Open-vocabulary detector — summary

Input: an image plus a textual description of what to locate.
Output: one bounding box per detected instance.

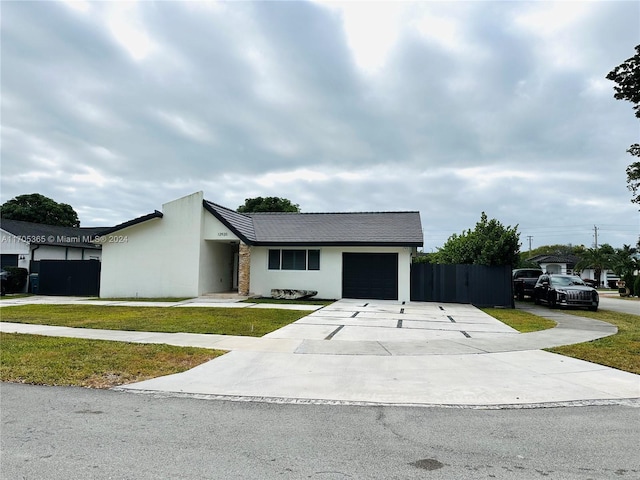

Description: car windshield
[550,276,586,287]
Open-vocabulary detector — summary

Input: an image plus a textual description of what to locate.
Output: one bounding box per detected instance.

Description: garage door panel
[342,253,398,300]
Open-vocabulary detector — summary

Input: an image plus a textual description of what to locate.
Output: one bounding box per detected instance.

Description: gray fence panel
[411,263,513,308]
[37,260,101,296]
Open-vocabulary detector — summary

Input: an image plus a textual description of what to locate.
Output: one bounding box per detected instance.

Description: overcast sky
[1,1,639,251]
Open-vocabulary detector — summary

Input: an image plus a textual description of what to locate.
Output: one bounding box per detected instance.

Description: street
[2,383,639,479]
[599,295,639,315]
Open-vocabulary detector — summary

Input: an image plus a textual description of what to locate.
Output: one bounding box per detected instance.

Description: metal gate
[410,263,513,308]
[342,253,398,300]
[34,259,101,296]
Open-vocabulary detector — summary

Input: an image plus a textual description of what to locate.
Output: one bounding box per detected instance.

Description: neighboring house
[528,254,581,276]
[0,219,107,270]
[99,191,424,301]
[527,253,611,286]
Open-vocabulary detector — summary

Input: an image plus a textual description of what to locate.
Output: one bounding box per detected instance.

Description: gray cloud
[1,0,638,250]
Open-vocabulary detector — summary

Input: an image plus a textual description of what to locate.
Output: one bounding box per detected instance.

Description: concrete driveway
[111,299,639,407]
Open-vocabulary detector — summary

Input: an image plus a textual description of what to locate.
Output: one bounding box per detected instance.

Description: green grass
[0,304,308,337]
[481,308,557,333]
[547,309,640,375]
[0,332,223,388]
[0,294,33,300]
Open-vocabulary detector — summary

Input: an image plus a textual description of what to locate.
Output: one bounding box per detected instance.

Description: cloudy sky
[1,0,639,251]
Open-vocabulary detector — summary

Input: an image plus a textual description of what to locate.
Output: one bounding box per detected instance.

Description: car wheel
[533,293,540,305]
[588,306,598,312]
[548,293,557,308]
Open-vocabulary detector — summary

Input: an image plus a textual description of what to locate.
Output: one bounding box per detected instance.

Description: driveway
[111,299,639,407]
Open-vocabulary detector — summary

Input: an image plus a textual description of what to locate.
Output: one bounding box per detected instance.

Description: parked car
[0,269,7,296]
[512,268,543,300]
[606,273,621,289]
[533,274,599,311]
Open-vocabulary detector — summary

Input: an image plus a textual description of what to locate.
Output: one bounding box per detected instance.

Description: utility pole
[593,225,598,249]
[526,235,533,253]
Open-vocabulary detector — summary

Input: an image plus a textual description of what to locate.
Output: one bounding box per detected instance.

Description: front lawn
[0,304,308,337]
[547,310,640,375]
[0,332,223,388]
[481,308,556,333]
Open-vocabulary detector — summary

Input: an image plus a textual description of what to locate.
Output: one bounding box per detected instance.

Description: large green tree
[607,44,640,205]
[435,212,520,266]
[237,196,300,213]
[0,193,80,227]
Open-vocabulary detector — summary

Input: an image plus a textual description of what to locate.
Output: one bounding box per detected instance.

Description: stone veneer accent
[238,242,251,296]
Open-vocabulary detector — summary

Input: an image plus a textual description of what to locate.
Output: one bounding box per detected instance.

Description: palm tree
[574,247,613,287]
[610,245,638,277]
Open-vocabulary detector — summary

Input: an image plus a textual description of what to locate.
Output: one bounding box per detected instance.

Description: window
[268,250,281,270]
[282,250,306,270]
[268,249,320,271]
[308,250,320,270]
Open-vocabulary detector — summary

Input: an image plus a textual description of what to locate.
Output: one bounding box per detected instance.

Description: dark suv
[0,269,7,296]
[533,274,599,311]
[512,268,543,300]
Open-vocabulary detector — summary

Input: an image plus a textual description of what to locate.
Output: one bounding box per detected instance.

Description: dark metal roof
[99,211,163,235]
[248,211,423,246]
[204,200,423,247]
[84,199,423,247]
[528,254,581,265]
[0,219,110,249]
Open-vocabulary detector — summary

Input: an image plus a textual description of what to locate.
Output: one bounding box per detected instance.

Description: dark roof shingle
[204,200,423,246]
[0,219,109,249]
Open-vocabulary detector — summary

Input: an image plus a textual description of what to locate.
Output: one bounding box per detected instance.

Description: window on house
[268,249,320,271]
[268,249,281,270]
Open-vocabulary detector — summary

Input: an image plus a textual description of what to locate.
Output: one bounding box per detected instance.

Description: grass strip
[547,310,640,375]
[0,332,223,388]
[0,304,308,337]
[481,308,556,333]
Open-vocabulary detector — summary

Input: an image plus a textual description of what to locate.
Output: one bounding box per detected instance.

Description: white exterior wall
[100,192,205,298]
[199,204,240,294]
[32,245,101,261]
[250,246,414,302]
[0,229,30,269]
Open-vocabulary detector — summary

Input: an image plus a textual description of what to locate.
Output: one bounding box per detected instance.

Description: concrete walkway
[1,297,638,407]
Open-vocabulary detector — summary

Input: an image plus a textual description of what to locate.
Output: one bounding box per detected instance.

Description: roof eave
[202,200,255,245]
[98,210,163,236]
[252,241,424,247]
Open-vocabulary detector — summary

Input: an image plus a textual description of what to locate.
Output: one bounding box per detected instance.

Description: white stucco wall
[32,245,101,261]
[0,229,30,269]
[250,246,414,302]
[100,192,205,298]
[198,208,240,293]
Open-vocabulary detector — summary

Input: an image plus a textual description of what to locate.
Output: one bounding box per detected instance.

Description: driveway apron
[111,299,640,407]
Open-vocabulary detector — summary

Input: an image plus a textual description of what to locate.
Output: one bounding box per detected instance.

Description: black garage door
[342,253,398,300]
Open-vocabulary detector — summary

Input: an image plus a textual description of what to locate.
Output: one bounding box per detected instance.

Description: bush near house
[2,267,28,294]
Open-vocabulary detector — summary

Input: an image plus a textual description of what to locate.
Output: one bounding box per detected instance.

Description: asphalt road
[598,295,639,315]
[2,383,639,480]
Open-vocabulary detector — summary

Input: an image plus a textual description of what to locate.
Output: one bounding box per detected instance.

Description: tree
[574,245,613,287]
[434,212,520,266]
[237,196,300,213]
[0,193,80,227]
[607,45,640,205]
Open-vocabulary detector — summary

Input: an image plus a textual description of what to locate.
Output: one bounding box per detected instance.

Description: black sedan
[533,274,599,311]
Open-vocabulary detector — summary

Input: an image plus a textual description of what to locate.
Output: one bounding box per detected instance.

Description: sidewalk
[2,298,638,407]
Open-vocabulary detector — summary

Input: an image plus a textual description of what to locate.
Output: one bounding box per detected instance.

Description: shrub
[4,267,28,293]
